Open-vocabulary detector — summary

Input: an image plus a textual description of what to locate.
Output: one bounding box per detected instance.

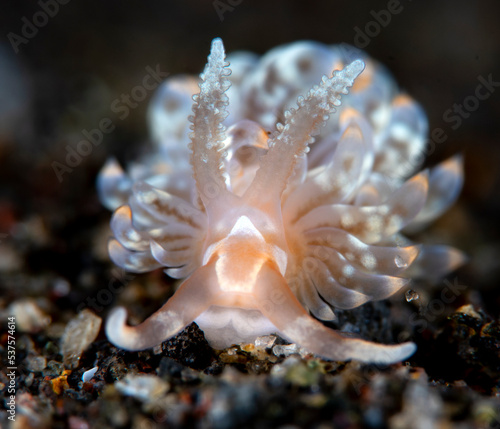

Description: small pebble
[273,343,299,357]
[68,416,91,429]
[61,309,102,369]
[115,374,169,403]
[405,289,419,302]
[82,366,99,383]
[43,360,64,378]
[0,244,22,271]
[7,299,51,333]
[255,335,277,349]
[26,355,47,372]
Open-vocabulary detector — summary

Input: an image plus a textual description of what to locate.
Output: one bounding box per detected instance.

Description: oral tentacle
[254,261,416,364]
[105,260,221,351]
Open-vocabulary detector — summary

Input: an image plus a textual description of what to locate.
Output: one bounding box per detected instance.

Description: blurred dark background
[0,0,499,314]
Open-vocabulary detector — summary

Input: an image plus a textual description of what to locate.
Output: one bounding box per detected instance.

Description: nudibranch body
[98,38,464,364]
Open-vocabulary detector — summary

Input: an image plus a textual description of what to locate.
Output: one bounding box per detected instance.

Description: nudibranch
[98,38,464,364]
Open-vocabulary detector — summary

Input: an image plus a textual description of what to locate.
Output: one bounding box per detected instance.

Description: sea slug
[98,38,464,364]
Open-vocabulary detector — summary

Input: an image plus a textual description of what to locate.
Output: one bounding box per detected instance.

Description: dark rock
[161,323,215,370]
[416,306,500,393]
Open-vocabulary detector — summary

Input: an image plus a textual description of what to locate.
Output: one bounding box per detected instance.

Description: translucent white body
[98,38,464,364]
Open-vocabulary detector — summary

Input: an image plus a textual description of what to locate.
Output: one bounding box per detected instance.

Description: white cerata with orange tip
[98,38,464,364]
